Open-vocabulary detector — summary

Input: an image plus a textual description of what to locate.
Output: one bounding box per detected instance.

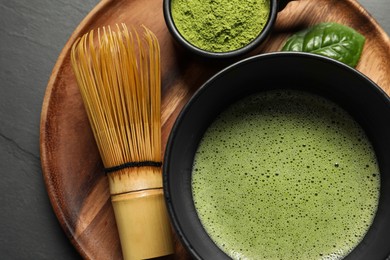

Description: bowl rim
[163,51,390,259]
[166,52,389,120]
[162,0,279,59]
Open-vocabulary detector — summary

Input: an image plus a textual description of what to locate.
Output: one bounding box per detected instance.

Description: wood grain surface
[40,0,390,259]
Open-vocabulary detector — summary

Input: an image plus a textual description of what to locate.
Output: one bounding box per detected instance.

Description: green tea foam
[192,90,380,260]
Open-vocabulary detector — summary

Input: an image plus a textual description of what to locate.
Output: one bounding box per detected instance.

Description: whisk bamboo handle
[111,188,174,260]
[108,167,174,259]
[107,167,163,196]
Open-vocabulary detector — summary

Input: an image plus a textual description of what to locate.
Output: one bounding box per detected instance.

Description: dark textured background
[0,0,389,259]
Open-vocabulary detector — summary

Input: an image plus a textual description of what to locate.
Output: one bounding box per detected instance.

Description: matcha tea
[192,90,380,259]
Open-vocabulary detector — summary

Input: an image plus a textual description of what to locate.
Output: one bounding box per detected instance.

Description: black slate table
[0,0,389,259]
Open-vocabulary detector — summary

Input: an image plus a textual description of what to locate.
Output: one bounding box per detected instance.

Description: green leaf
[281,22,365,67]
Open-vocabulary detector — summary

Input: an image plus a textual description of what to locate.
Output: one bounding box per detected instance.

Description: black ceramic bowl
[163,52,390,259]
[163,0,294,59]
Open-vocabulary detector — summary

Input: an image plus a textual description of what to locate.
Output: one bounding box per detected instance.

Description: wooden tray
[40,0,390,259]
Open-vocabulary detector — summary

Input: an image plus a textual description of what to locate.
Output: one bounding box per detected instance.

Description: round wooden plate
[40,0,390,259]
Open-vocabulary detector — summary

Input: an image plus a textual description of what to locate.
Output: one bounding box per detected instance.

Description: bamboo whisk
[70,24,173,260]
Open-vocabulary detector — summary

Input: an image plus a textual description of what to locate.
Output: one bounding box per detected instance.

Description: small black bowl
[163,0,295,59]
[163,52,390,259]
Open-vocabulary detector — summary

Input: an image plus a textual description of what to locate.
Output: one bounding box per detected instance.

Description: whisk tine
[71,25,161,169]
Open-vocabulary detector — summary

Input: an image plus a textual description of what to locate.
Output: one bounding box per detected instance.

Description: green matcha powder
[171,0,270,52]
